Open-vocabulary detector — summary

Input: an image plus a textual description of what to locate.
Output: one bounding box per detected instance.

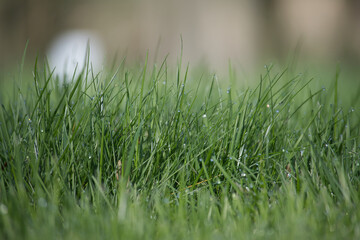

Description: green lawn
[0,57,359,239]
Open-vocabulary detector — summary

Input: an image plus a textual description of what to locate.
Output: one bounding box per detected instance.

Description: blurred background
[1,0,360,74]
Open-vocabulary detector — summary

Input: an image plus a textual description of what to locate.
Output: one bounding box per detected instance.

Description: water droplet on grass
[0,204,8,215]
[202,114,207,118]
[241,173,246,177]
[38,198,48,208]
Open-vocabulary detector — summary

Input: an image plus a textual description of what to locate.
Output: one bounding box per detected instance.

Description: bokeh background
[1,0,360,74]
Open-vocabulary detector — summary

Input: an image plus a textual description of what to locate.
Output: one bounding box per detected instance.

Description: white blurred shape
[47,30,105,83]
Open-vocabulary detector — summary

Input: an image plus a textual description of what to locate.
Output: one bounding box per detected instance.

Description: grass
[0,56,360,239]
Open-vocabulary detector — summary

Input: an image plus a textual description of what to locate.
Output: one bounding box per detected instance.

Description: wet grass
[0,57,360,239]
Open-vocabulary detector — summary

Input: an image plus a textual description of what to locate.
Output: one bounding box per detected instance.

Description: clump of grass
[0,57,359,240]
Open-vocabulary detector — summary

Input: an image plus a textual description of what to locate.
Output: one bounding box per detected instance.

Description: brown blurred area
[1,0,360,71]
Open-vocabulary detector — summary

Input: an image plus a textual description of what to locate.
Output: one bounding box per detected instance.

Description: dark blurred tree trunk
[0,0,69,69]
[253,0,285,61]
[342,0,360,63]
[0,0,28,68]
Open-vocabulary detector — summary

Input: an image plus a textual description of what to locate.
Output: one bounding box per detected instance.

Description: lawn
[0,55,359,239]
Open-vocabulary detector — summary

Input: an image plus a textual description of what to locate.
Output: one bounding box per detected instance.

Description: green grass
[0,57,360,240]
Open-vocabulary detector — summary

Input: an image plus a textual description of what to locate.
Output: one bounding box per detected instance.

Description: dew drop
[0,204,8,215]
[38,198,48,208]
[202,114,207,118]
